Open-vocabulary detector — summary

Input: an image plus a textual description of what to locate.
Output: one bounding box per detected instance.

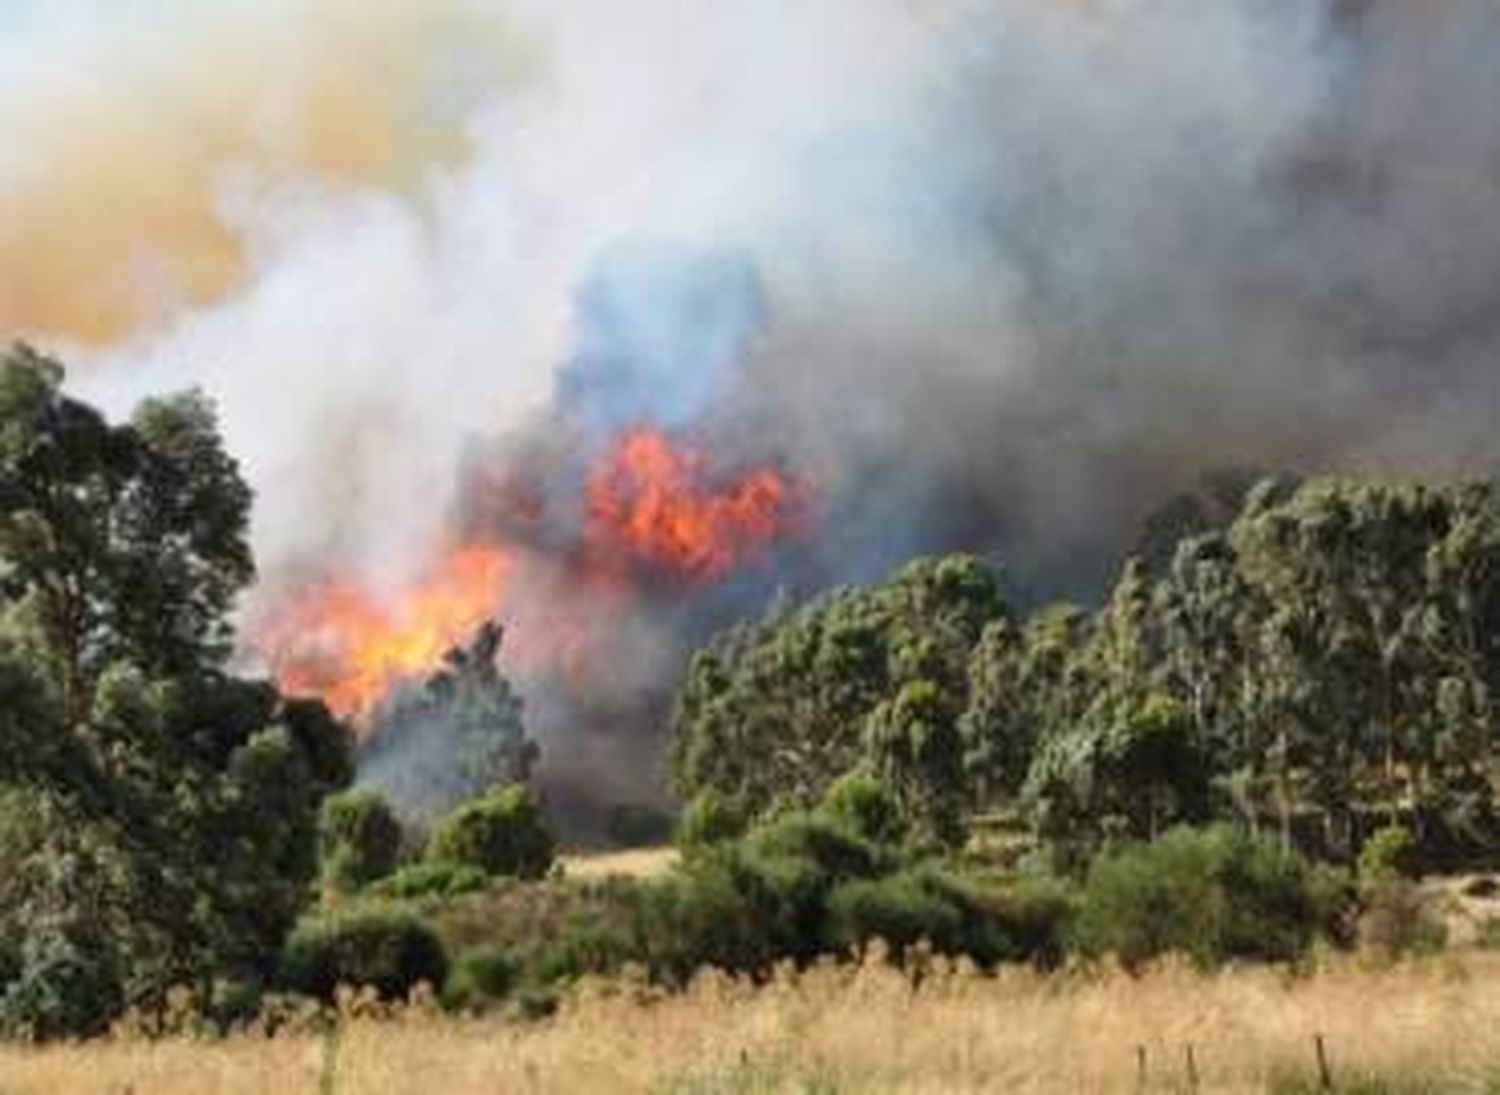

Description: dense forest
[673,471,1500,867]
[2,346,1498,1039]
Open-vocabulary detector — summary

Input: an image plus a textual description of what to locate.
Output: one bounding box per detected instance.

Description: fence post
[1315,1033,1334,1092]
[1136,1044,1147,1088]
[1184,1042,1199,1093]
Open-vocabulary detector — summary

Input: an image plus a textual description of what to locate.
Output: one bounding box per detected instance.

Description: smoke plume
[7,0,1500,828]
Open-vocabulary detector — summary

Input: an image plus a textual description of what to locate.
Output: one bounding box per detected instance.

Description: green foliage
[670,554,1008,825]
[1073,825,1337,970]
[367,861,488,903]
[442,946,519,1010]
[676,789,749,847]
[819,770,901,845]
[278,905,449,1001]
[319,790,402,894]
[427,784,555,880]
[0,347,353,1036]
[864,680,967,845]
[1358,825,1418,887]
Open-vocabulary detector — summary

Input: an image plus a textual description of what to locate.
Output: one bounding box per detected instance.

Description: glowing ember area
[586,427,802,582]
[259,546,511,717]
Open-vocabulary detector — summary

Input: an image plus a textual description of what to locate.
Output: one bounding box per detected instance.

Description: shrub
[366,861,489,903]
[1074,824,1328,970]
[645,848,788,982]
[1359,825,1417,888]
[827,871,964,957]
[279,904,449,1001]
[676,789,749,848]
[319,790,402,893]
[427,785,554,880]
[443,946,519,1010]
[0,921,124,1041]
[820,770,901,845]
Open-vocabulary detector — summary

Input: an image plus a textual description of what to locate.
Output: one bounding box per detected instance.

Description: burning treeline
[9,1,1500,823]
[259,425,807,719]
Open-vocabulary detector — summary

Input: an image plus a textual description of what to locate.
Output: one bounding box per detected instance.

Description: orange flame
[585,427,800,582]
[259,546,510,717]
[256,428,805,716]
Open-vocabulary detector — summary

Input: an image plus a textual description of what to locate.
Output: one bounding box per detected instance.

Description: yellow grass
[2,952,1498,1093]
[558,846,680,881]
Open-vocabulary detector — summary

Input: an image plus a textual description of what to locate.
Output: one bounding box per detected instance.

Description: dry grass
[1,952,1498,1094]
[559,846,680,881]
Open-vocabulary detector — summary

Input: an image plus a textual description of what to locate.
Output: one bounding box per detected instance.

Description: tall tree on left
[0,345,351,1038]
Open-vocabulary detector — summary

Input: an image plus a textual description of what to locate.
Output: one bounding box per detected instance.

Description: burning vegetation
[255,426,806,728]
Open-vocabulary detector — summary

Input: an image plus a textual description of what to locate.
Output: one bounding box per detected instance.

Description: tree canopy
[0,346,351,1035]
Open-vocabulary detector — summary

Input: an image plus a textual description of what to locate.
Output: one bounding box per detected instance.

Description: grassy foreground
[2,953,1498,1094]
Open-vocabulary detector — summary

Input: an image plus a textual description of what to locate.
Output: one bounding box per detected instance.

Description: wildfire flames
[586,428,802,583]
[259,546,512,717]
[256,428,805,718]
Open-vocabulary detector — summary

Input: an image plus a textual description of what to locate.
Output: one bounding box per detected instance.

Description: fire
[259,546,511,717]
[256,428,807,717]
[585,427,801,582]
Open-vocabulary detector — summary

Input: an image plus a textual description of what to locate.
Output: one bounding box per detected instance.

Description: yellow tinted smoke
[0,1,521,342]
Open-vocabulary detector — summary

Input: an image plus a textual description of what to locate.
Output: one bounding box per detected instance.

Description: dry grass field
[1,952,1498,1094]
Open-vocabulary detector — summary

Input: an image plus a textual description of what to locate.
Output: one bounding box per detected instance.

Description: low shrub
[443,946,519,1010]
[820,770,901,845]
[427,785,554,880]
[676,789,749,848]
[279,904,449,1001]
[827,871,965,957]
[1359,825,1417,888]
[1073,824,1334,970]
[318,790,402,894]
[367,861,489,903]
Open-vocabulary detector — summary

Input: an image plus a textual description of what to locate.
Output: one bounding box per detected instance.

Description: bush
[366,861,489,903]
[279,904,449,1001]
[676,789,749,848]
[1359,825,1417,888]
[319,790,402,893]
[0,922,124,1041]
[1074,824,1331,970]
[443,946,519,1010]
[827,871,964,957]
[427,785,554,880]
[820,770,901,845]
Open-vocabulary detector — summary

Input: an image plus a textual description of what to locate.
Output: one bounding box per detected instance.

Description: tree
[0,345,352,1030]
[864,680,966,845]
[359,621,537,818]
[427,784,555,880]
[319,790,403,896]
[670,554,1008,821]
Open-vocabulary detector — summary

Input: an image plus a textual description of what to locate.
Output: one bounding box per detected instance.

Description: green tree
[670,554,1007,821]
[427,784,555,880]
[0,345,352,1030]
[319,790,403,895]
